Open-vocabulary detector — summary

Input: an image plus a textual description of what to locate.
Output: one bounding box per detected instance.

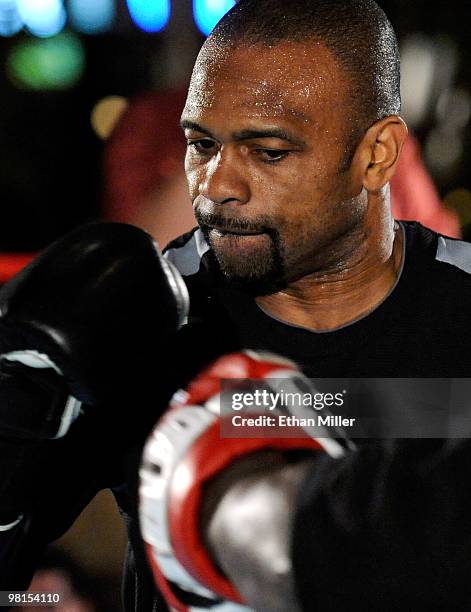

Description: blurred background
[0,0,469,257]
[2,0,468,608]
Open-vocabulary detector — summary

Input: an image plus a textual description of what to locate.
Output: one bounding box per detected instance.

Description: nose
[198,148,250,205]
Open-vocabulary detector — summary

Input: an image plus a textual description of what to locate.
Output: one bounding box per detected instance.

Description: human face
[182,39,365,295]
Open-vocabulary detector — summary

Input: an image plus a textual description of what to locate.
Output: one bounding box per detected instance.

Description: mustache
[195,210,272,234]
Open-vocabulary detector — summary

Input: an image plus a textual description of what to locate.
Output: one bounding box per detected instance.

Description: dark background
[0,0,469,252]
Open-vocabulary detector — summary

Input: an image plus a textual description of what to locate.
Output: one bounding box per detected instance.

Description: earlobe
[362,116,408,193]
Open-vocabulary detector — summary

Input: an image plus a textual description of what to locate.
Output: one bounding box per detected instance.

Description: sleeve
[0,485,100,592]
[113,444,171,612]
[0,516,41,590]
[0,408,124,592]
[292,439,471,609]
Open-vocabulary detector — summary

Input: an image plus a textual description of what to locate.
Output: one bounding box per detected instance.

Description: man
[165,0,470,378]
[142,0,471,609]
[2,1,471,612]
[172,0,407,340]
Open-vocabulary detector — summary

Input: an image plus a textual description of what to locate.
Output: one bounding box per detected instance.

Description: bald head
[206,0,401,157]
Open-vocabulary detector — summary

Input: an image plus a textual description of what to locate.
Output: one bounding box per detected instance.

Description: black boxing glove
[0,222,188,406]
[0,222,188,523]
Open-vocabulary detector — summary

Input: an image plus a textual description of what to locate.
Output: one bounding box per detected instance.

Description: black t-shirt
[166,222,471,377]
[164,221,471,610]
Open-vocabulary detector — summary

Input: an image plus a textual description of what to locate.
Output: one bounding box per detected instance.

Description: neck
[256,195,402,332]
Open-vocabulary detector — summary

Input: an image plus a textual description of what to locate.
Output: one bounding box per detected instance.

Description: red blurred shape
[0,253,35,284]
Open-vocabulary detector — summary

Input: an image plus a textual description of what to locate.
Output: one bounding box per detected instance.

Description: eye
[256,148,290,163]
[188,138,218,155]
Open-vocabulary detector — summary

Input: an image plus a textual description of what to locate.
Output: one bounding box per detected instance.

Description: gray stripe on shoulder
[164,229,210,276]
[436,236,471,274]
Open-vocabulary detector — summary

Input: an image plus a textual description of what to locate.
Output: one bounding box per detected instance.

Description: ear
[356,116,408,193]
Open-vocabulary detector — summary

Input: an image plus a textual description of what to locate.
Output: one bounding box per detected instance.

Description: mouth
[208,226,265,237]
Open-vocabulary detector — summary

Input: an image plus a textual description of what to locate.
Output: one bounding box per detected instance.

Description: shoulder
[434,233,471,276]
[402,222,471,364]
[163,228,221,320]
[163,228,210,278]
[403,221,471,282]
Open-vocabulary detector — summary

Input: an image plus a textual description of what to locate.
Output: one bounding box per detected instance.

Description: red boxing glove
[139,351,344,611]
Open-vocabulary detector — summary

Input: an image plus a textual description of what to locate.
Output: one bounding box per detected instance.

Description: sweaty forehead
[184,39,348,123]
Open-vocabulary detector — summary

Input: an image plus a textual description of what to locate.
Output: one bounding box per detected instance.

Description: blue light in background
[17,0,66,37]
[126,0,170,33]
[193,0,235,36]
[69,0,115,34]
[0,0,23,37]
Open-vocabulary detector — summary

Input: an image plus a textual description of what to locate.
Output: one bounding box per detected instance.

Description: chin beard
[201,226,288,296]
[220,263,288,297]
